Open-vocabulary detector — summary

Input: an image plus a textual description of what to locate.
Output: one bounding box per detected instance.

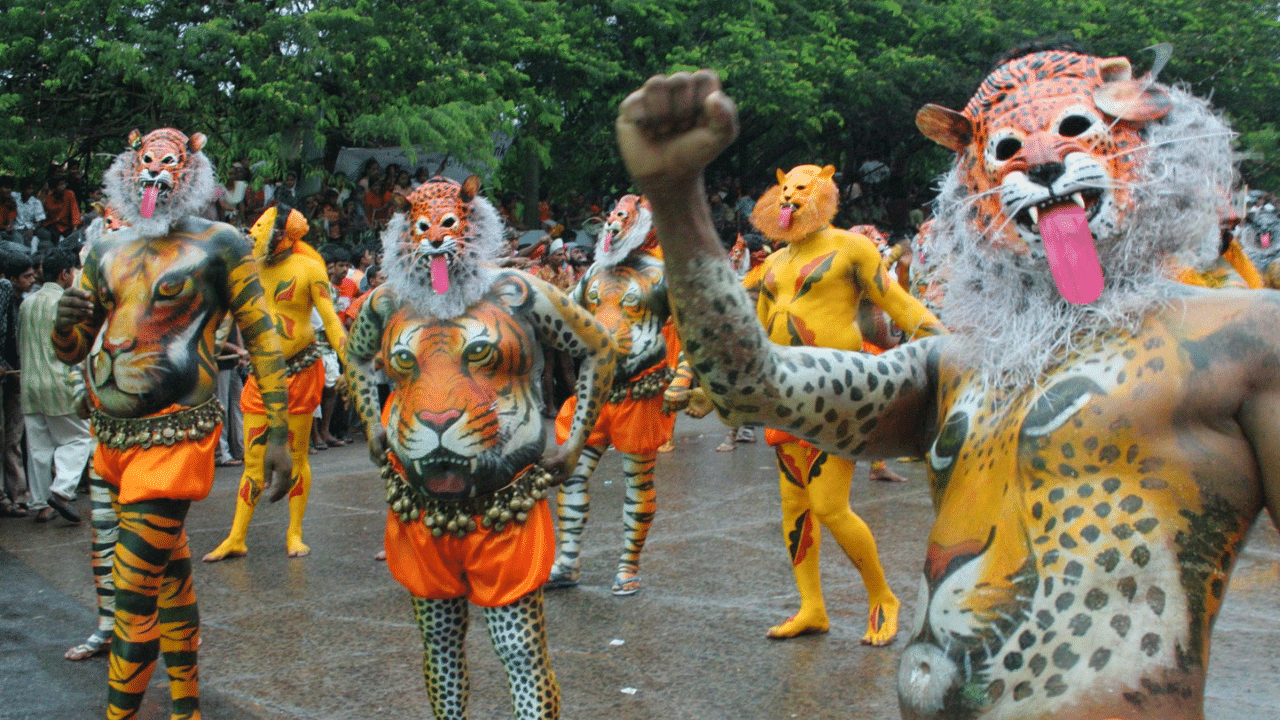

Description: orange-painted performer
[202,204,347,562]
[746,165,943,643]
[344,175,616,720]
[547,194,675,596]
[618,45,1280,719]
[53,128,290,720]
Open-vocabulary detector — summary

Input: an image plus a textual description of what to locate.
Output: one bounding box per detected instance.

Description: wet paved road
[1,414,1277,719]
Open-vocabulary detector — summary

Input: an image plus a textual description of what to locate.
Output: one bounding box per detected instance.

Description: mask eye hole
[1059,115,1093,137]
[995,138,1022,161]
[415,218,430,233]
[161,154,178,166]
[142,153,154,164]
[440,215,458,229]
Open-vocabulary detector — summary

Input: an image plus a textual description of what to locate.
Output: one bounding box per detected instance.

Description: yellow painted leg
[285,413,314,558]
[766,442,829,639]
[201,414,268,563]
[808,450,900,646]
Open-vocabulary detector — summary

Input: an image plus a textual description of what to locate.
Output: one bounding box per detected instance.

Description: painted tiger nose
[418,408,461,428]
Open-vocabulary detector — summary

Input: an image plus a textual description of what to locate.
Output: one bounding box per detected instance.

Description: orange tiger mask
[382,174,504,320]
[916,49,1173,304]
[750,165,839,244]
[102,128,216,236]
[595,194,658,267]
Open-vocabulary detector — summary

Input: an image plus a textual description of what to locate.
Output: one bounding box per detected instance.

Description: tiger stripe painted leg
[483,590,560,720]
[547,445,604,588]
[158,552,200,719]
[612,452,657,596]
[66,471,118,661]
[412,596,470,720]
[107,498,199,720]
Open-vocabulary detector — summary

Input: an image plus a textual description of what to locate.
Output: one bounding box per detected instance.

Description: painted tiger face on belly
[380,299,544,499]
[89,237,220,418]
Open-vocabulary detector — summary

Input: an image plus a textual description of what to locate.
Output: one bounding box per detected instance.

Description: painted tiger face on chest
[917,49,1171,304]
[380,299,544,498]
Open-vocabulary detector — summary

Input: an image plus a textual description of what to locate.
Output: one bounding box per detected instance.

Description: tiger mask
[750,164,839,244]
[102,128,217,239]
[594,194,657,268]
[916,45,1232,388]
[381,174,503,320]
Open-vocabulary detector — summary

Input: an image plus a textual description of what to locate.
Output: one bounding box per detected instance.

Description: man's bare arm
[617,71,937,459]
[344,287,391,466]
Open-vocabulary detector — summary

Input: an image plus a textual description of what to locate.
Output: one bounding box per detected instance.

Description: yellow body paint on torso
[260,249,345,358]
[758,226,939,350]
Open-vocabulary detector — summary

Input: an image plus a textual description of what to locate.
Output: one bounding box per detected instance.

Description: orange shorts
[240,359,324,416]
[555,384,675,454]
[765,428,806,447]
[384,500,555,607]
[94,413,220,505]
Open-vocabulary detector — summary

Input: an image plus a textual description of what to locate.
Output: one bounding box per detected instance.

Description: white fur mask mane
[594,203,653,269]
[380,191,504,320]
[924,83,1235,392]
[102,148,216,239]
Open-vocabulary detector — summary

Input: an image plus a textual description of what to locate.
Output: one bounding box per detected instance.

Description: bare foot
[861,594,901,646]
[287,541,311,558]
[374,549,386,561]
[202,541,248,562]
[657,439,674,453]
[869,463,909,483]
[715,434,736,452]
[766,612,829,639]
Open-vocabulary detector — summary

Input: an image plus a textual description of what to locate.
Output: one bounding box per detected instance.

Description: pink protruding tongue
[430,256,450,294]
[1039,201,1104,305]
[778,205,793,230]
[140,185,159,219]
[602,230,613,253]
[1263,233,1271,249]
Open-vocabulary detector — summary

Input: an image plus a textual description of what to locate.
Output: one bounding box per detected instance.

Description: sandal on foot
[65,629,112,661]
[610,568,642,596]
[544,567,581,589]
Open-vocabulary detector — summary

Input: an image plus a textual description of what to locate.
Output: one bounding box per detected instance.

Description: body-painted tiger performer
[203,205,347,562]
[344,175,616,720]
[53,127,291,720]
[616,46,1280,720]
[745,165,943,642]
[547,194,675,596]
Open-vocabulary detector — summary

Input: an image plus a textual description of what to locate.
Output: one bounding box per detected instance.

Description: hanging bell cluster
[381,458,552,540]
[90,397,225,451]
[607,366,675,404]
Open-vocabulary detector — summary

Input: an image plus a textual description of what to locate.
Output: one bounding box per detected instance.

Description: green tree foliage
[3,0,1280,209]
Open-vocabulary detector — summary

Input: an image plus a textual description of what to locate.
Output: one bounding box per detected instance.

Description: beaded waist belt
[252,342,323,379]
[91,396,225,451]
[381,457,552,539]
[607,366,675,404]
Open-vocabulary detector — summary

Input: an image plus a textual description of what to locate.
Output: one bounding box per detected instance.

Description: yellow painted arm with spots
[848,230,944,340]
[516,271,618,480]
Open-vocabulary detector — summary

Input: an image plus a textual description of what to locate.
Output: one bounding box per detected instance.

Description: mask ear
[776,168,787,184]
[1094,55,1172,122]
[128,130,142,150]
[461,174,481,203]
[819,165,836,180]
[188,132,207,153]
[916,104,972,152]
